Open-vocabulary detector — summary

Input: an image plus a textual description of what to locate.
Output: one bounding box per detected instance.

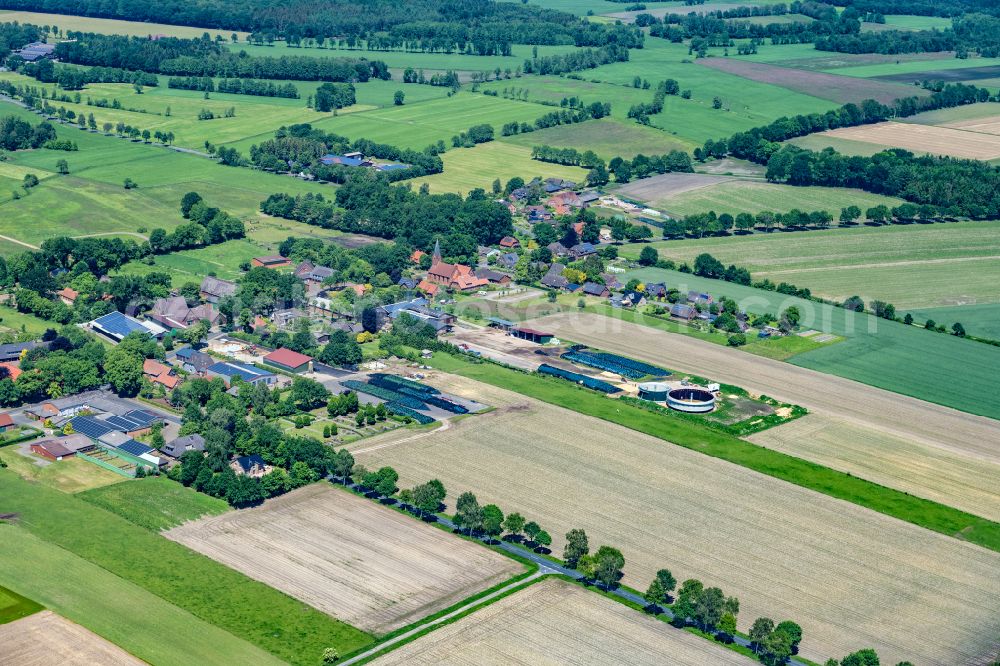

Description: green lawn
[118,238,264,286]
[908,303,1000,341]
[618,221,1000,309]
[408,141,588,194]
[79,477,231,531]
[501,117,694,159]
[0,524,286,666]
[428,352,1000,553]
[644,179,906,217]
[624,266,1000,419]
[0,304,54,336]
[0,583,43,625]
[0,470,374,663]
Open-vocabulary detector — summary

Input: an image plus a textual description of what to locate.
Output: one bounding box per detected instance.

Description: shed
[511,327,554,344]
[263,348,313,373]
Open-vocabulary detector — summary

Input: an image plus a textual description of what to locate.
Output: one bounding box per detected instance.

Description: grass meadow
[79,477,230,531]
[623,266,1000,419]
[0,584,43,625]
[0,10,247,40]
[0,470,374,663]
[619,221,1000,310]
[501,117,694,159]
[407,141,588,194]
[119,238,265,286]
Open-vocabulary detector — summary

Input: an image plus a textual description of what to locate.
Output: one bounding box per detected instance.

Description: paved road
[334,481,807,666]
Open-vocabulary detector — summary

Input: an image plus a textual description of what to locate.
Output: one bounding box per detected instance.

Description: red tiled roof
[417,279,439,296]
[264,347,313,368]
[0,362,21,381]
[0,413,13,427]
[410,250,426,263]
[57,287,79,301]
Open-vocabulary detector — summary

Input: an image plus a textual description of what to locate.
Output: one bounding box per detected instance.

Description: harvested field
[0,611,144,666]
[614,173,734,202]
[697,58,921,104]
[165,484,523,634]
[353,373,1000,665]
[749,414,1000,522]
[818,121,1000,159]
[370,578,755,666]
[529,312,1000,468]
[943,115,1000,135]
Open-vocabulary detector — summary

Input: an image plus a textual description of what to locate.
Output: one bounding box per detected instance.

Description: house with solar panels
[205,361,277,387]
[87,311,166,343]
[68,410,165,474]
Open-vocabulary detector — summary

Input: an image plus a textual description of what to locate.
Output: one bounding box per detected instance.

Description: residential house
[540,265,569,290]
[0,413,13,432]
[475,268,511,286]
[271,308,305,329]
[161,434,205,458]
[293,260,316,280]
[547,191,583,209]
[478,246,501,260]
[543,177,576,193]
[397,277,417,290]
[26,395,93,421]
[581,282,610,298]
[497,253,519,270]
[670,303,696,320]
[600,273,623,291]
[143,359,180,390]
[0,341,46,363]
[251,255,291,269]
[645,283,668,300]
[524,205,552,223]
[611,291,646,308]
[499,236,520,249]
[687,291,713,306]
[569,242,597,259]
[173,347,214,375]
[231,454,272,478]
[578,191,601,207]
[509,187,530,202]
[547,242,568,258]
[56,287,78,306]
[410,250,427,264]
[416,279,440,298]
[0,362,22,381]
[148,296,221,330]
[200,276,237,303]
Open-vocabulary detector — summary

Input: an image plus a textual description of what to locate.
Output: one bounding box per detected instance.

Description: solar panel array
[367,375,468,414]
[69,415,115,440]
[92,311,148,338]
[118,439,153,457]
[104,410,158,432]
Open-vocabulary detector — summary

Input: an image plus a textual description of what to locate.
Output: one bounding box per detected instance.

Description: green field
[0,446,125,493]
[826,56,1000,78]
[0,583,43,625]
[648,180,906,217]
[501,117,693,159]
[898,102,1000,126]
[619,221,1000,309]
[428,351,1000,552]
[909,303,1000,340]
[0,9,247,39]
[865,14,954,31]
[0,524,285,666]
[119,238,265,285]
[0,470,374,663]
[623,266,1000,419]
[408,141,588,194]
[79,477,231,531]
[786,133,896,156]
[0,304,56,335]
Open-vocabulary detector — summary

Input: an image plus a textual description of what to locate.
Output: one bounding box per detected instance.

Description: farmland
[408,142,588,195]
[166,484,525,634]
[0,10,247,39]
[79,477,230,531]
[0,470,374,663]
[622,177,907,217]
[749,414,1000,522]
[354,373,1000,666]
[909,302,1000,340]
[617,221,1000,309]
[371,577,756,665]
[0,584,42,625]
[0,611,145,666]
[615,267,1000,419]
[501,117,694,159]
[818,121,1000,160]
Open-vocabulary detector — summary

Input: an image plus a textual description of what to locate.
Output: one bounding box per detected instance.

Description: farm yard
[619,221,1000,309]
[165,484,525,634]
[353,373,1000,666]
[370,578,756,666]
[749,414,1000,523]
[0,611,145,666]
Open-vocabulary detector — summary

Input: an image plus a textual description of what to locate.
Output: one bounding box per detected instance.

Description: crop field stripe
[427,353,1000,552]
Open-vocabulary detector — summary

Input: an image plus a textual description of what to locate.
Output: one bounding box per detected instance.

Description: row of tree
[501,101,611,137]
[19,59,159,90]
[167,76,300,98]
[523,45,631,76]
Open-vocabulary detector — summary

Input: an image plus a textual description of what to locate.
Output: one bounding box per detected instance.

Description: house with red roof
[143,359,181,390]
[424,241,489,292]
[499,236,520,249]
[0,412,14,432]
[263,347,313,373]
[57,287,79,306]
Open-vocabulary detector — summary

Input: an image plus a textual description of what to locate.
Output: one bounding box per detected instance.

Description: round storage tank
[638,382,671,402]
[666,387,716,413]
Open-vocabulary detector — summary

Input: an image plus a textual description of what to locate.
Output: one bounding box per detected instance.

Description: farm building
[0,413,13,432]
[251,255,291,269]
[380,298,455,334]
[670,304,696,320]
[206,361,277,387]
[475,268,511,286]
[511,327,554,344]
[173,347,214,375]
[0,341,47,363]
[147,297,221,330]
[499,236,520,248]
[200,276,237,303]
[14,42,55,61]
[488,317,515,332]
[263,348,313,373]
[161,434,205,458]
[320,154,364,167]
[582,282,610,298]
[88,311,166,343]
[31,440,75,461]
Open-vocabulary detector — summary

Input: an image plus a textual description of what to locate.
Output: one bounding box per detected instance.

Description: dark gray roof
[162,434,205,457]
[234,454,267,473]
[200,276,237,298]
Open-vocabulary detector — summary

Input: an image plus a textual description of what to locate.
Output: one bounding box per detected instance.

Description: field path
[528,312,1000,464]
[0,234,39,249]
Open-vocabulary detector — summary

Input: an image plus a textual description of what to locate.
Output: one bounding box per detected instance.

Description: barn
[511,327,554,344]
[263,348,313,373]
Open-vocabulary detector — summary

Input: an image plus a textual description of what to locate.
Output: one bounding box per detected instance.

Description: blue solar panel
[208,362,272,382]
[118,439,153,457]
[92,311,148,338]
[69,416,114,440]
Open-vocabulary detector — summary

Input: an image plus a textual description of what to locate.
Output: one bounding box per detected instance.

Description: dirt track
[528,312,1000,465]
[0,611,145,665]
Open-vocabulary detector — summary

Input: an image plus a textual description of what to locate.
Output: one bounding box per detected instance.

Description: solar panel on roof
[125,409,158,427]
[104,415,140,431]
[93,311,148,338]
[70,416,114,439]
[118,439,153,457]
